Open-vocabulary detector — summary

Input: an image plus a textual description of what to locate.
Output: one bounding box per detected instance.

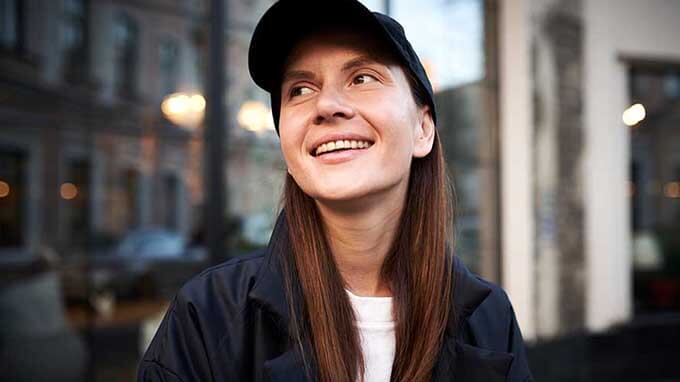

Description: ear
[413,106,435,158]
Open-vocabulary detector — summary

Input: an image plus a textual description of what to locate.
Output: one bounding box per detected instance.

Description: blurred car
[61,229,208,304]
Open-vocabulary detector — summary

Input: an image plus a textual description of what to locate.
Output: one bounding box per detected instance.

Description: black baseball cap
[248,0,437,133]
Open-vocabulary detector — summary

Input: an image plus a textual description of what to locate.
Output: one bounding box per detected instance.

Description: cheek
[367,110,417,155]
[278,117,307,161]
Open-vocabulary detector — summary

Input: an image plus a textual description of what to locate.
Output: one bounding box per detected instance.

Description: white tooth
[327,141,335,151]
[359,141,366,148]
[317,143,326,155]
[335,140,344,149]
[343,140,350,148]
[351,141,358,149]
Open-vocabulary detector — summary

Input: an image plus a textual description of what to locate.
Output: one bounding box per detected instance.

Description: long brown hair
[281,76,455,382]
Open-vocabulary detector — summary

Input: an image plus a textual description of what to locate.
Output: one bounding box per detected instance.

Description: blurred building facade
[0,0,284,261]
[498,0,680,343]
[1,0,202,258]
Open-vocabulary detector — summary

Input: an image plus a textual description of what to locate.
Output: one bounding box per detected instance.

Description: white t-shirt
[346,289,395,382]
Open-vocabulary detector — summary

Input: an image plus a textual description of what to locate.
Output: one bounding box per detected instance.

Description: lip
[314,144,372,164]
[308,132,375,156]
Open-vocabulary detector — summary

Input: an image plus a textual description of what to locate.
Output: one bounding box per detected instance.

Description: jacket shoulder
[138,249,268,381]
[178,249,267,311]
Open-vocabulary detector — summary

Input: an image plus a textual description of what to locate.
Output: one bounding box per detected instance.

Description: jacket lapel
[249,212,309,381]
[432,256,514,381]
[251,211,514,381]
[248,211,291,327]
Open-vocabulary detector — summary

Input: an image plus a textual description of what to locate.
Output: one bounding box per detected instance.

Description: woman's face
[278,30,435,204]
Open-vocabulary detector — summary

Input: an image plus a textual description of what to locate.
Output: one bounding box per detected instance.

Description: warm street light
[161,92,206,128]
[0,180,9,198]
[622,103,646,127]
[60,183,78,200]
[237,101,275,134]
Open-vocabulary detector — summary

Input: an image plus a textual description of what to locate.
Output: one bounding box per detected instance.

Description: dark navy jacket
[138,213,533,381]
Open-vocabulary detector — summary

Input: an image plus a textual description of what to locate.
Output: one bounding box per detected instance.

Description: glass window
[0,1,500,379]
[0,147,26,248]
[159,37,180,97]
[0,0,20,50]
[113,12,139,98]
[630,65,680,314]
[123,168,140,229]
[663,70,680,99]
[63,158,91,251]
[62,0,89,83]
[162,173,179,230]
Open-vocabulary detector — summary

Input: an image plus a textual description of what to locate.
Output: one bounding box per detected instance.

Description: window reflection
[159,38,180,97]
[0,0,496,379]
[0,0,21,51]
[0,147,26,248]
[630,64,680,314]
[113,12,139,98]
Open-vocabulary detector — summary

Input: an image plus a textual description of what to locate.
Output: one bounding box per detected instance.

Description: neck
[315,185,407,297]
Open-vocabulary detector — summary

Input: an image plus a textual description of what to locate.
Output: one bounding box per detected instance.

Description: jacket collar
[249,211,513,381]
[248,211,291,327]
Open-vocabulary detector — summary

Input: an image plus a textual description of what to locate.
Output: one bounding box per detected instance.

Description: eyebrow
[281,55,387,87]
[281,70,317,86]
[340,55,384,73]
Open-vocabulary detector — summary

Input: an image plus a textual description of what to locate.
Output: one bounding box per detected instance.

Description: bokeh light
[60,183,78,200]
[0,180,9,198]
[622,103,646,126]
[161,92,206,128]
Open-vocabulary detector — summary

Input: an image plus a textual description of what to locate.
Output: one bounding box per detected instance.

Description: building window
[163,173,179,230]
[62,0,89,83]
[159,38,180,97]
[630,64,680,314]
[63,158,91,250]
[0,147,27,248]
[113,12,139,98]
[663,70,680,99]
[0,0,23,52]
[123,168,140,229]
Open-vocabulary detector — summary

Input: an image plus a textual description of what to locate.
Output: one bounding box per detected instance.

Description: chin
[308,178,404,206]
[309,184,373,203]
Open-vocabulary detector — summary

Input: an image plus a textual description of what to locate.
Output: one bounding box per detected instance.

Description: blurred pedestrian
[138,0,533,381]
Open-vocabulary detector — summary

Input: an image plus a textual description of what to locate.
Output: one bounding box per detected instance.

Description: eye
[290,86,313,98]
[351,73,378,85]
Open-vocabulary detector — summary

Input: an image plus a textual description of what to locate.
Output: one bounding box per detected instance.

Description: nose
[313,86,355,125]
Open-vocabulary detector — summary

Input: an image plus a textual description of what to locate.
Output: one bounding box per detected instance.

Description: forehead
[283,28,399,70]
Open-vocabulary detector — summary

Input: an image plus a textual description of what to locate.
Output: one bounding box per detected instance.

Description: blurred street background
[0,0,679,381]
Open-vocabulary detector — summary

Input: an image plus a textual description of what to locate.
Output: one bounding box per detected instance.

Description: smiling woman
[278,29,433,204]
[137,1,533,382]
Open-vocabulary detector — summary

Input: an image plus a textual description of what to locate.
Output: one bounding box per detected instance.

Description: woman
[138,0,533,381]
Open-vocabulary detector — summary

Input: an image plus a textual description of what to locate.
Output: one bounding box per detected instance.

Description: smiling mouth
[313,139,374,157]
